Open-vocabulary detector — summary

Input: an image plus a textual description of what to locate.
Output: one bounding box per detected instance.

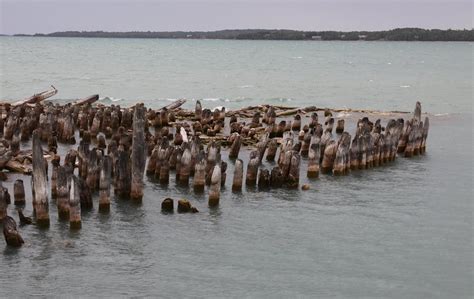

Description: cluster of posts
[0,95,429,247]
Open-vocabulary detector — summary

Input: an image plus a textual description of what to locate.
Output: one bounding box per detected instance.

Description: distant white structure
[311,35,322,40]
[358,34,367,40]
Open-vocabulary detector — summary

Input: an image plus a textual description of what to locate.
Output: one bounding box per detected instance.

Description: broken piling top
[130,103,147,201]
[32,129,50,227]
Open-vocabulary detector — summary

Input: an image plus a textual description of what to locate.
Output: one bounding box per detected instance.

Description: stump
[3,216,24,247]
[307,143,320,178]
[57,166,70,220]
[161,198,174,212]
[232,159,244,192]
[69,175,82,229]
[32,130,49,227]
[99,156,112,213]
[208,164,221,207]
[193,157,206,192]
[13,179,26,206]
[130,104,147,201]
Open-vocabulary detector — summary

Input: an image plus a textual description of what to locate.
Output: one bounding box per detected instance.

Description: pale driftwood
[73,94,99,106]
[130,104,147,201]
[159,99,186,111]
[69,175,81,229]
[208,164,221,207]
[11,85,57,107]
[32,130,49,227]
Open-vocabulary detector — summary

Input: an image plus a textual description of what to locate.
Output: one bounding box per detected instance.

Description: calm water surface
[0,37,472,298]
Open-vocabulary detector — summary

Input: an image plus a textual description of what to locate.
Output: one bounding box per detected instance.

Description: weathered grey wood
[115,147,131,198]
[307,142,320,178]
[3,216,24,247]
[208,164,221,207]
[193,156,206,192]
[179,145,192,186]
[245,152,259,187]
[258,168,270,189]
[228,133,241,159]
[130,104,147,201]
[288,153,300,188]
[232,159,244,192]
[69,175,81,229]
[99,155,112,212]
[12,85,57,107]
[321,139,337,174]
[0,187,7,221]
[13,179,25,206]
[266,138,278,161]
[333,132,351,175]
[421,117,429,154]
[32,130,49,227]
[56,166,70,220]
[50,155,60,199]
[335,119,345,134]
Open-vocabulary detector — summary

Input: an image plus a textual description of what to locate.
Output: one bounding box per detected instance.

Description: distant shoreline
[7,28,474,42]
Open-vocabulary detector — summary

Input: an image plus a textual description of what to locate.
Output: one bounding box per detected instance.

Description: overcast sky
[0,0,472,35]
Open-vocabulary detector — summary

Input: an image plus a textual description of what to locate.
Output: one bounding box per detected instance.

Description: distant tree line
[23,28,473,41]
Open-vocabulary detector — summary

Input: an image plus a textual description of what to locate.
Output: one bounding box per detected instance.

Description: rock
[161,198,174,212]
[301,184,310,191]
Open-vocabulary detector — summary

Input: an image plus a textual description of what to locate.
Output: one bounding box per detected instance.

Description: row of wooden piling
[1,98,429,247]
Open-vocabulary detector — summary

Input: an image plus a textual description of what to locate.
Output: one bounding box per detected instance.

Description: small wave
[400,85,411,88]
[387,62,392,65]
[336,112,351,118]
[99,96,123,102]
[239,85,254,89]
[202,98,221,102]
[291,56,303,59]
[434,113,450,117]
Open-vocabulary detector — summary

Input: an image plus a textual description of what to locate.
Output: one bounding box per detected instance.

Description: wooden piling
[2,216,24,247]
[32,130,49,227]
[99,155,112,212]
[57,166,70,220]
[69,175,81,229]
[208,164,221,207]
[130,104,147,201]
[13,179,25,206]
[232,159,244,192]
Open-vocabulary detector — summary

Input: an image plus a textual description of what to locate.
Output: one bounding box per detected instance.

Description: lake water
[0,37,473,298]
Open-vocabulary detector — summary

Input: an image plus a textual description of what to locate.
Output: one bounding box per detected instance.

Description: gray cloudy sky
[0,0,472,35]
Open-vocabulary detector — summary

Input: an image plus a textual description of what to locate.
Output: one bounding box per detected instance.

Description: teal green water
[0,37,473,298]
[1,37,472,114]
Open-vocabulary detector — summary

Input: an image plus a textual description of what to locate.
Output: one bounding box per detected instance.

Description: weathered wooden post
[270,166,284,188]
[115,147,131,198]
[335,119,345,134]
[99,156,112,212]
[291,114,301,131]
[333,132,351,176]
[228,133,241,159]
[266,138,279,161]
[421,117,429,154]
[307,142,320,178]
[195,100,202,121]
[13,179,26,206]
[57,166,70,220]
[258,168,271,189]
[321,139,337,174]
[232,159,244,192]
[193,155,206,192]
[0,187,7,221]
[161,198,174,212]
[69,175,81,229]
[50,155,60,199]
[179,145,192,186]
[130,104,147,201]
[220,161,227,186]
[245,152,259,187]
[208,164,221,207]
[2,216,24,247]
[288,153,300,188]
[32,130,49,227]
